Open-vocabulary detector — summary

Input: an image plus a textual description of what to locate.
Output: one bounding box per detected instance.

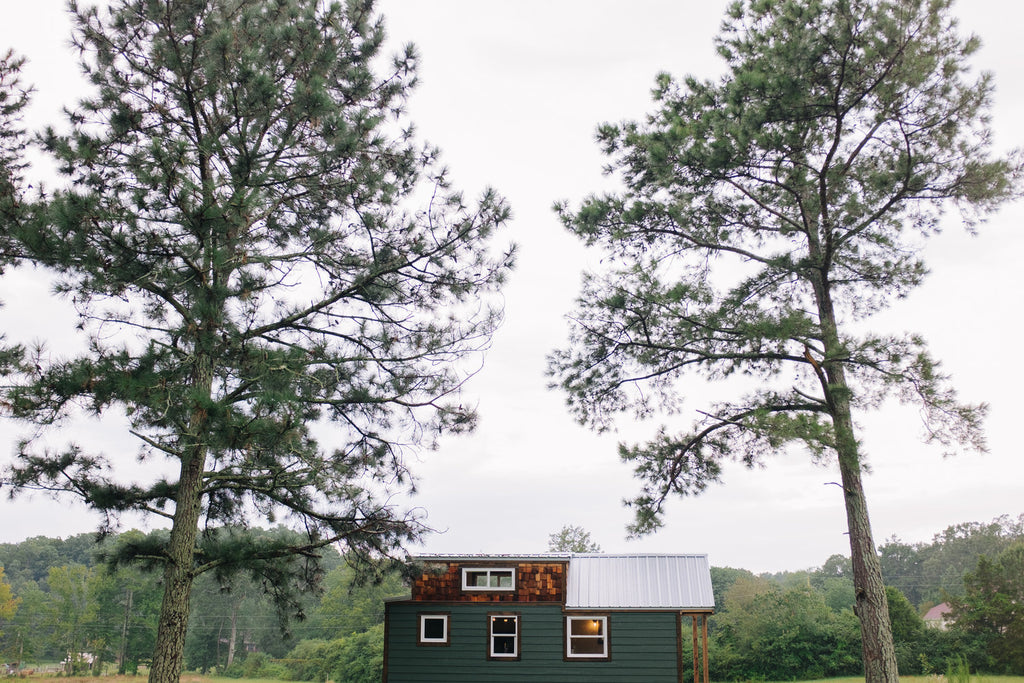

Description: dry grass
[10,677,257,683]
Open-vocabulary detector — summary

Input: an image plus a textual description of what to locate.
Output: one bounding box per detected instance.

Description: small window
[566,616,609,659]
[418,613,449,645]
[462,567,515,591]
[488,614,519,659]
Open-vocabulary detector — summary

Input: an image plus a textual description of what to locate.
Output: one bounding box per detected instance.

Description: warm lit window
[462,567,515,590]
[488,614,519,659]
[418,613,449,645]
[566,616,609,659]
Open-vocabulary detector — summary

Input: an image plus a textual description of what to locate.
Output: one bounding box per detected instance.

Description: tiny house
[383,553,714,682]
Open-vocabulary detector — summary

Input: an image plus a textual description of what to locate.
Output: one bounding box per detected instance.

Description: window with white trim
[462,567,515,591]
[488,614,519,659]
[566,616,609,658]
[418,613,449,645]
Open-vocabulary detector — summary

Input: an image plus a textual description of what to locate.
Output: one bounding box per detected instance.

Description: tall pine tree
[549,1,1019,680]
[4,1,513,681]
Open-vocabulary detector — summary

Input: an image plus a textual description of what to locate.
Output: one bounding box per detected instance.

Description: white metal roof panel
[565,554,714,611]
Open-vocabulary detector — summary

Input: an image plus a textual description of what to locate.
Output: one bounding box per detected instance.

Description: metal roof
[565,554,714,611]
[411,553,571,563]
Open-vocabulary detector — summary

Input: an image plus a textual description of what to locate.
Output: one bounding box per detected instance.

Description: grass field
[14,676,1024,683]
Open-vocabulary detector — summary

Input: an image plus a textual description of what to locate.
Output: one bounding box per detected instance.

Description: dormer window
[462,567,515,591]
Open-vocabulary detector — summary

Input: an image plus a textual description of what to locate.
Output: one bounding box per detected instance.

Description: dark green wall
[385,602,682,682]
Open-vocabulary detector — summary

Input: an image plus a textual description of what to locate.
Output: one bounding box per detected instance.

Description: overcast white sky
[1,1,1021,574]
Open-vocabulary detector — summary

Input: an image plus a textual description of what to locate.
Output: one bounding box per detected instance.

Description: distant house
[383,553,715,683]
[923,602,952,630]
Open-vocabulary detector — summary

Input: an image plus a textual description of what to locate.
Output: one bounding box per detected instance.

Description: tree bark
[149,353,213,683]
[813,273,899,683]
[836,431,899,683]
[148,449,205,683]
[226,599,240,668]
[118,588,133,674]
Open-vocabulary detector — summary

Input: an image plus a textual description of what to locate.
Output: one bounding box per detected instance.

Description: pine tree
[548,1,1019,680]
[4,1,513,681]
[0,49,29,230]
[0,50,30,370]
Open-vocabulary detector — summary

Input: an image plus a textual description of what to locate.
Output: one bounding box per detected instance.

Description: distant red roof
[924,603,951,621]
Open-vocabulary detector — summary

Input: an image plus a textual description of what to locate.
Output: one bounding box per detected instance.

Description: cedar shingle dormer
[411,557,568,603]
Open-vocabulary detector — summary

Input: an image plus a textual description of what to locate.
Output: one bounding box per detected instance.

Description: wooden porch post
[702,615,709,683]
[692,615,699,683]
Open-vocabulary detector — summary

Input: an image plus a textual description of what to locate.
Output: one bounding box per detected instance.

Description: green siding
[385,602,681,682]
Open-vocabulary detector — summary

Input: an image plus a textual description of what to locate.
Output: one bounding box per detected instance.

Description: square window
[418,613,449,645]
[462,567,515,591]
[566,616,609,659]
[488,614,519,659]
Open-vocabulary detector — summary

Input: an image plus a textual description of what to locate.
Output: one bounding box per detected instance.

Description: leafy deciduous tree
[712,574,860,680]
[549,1,1019,681]
[0,566,19,631]
[880,514,1024,607]
[950,542,1024,673]
[45,564,99,673]
[308,563,405,638]
[4,1,513,681]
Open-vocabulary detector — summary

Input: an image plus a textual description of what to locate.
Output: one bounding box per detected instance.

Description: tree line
[2,515,1023,682]
[0,528,405,683]
[701,513,1024,681]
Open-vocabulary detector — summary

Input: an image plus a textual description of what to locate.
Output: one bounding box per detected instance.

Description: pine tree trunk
[149,353,213,683]
[833,397,899,682]
[813,273,899,683]
[148,449,205,683]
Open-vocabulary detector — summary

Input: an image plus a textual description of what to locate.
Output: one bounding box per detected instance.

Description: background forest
[1,514,1023,683]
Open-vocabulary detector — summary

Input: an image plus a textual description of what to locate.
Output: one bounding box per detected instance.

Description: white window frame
[566,615,609,659]
[461,567,515,591]
[488,613,520,659]
[418,613,449,645]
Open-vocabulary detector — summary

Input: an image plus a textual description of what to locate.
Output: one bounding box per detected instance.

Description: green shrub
[948,654,971,683]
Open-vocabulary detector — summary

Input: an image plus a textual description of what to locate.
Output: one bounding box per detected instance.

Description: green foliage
[279,639,332,682]
[281,624,384,683]
[887,587,925,642]
[3,0,513,678]
[551,0,1017,547]
[547,524,602,552]
[5,525,1024,680]
[704,556,1006,679]
[330,623,385,683]
[709,565,757,611]
[887,586,926,674]
[948,654,972,683]
[0,534,100,588]
[710,574,862,680]
[301,563,405,640]
[551,2,1019,678]
[950,542,1024,673]
[45,564,99,669]
[0,49,30,257]
[880,515,1024,606]
[0,566,19,632]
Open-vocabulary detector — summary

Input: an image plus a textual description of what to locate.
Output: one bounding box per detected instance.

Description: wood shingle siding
[412,561,566,603]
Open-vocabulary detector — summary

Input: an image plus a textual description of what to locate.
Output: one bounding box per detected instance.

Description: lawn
[16,676,1024,683]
